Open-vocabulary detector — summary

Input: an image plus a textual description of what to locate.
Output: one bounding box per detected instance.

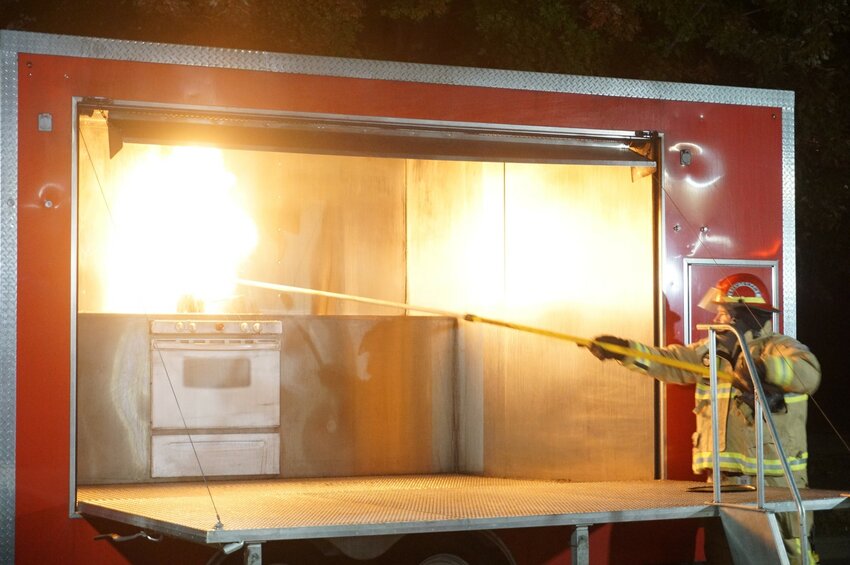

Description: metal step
[720,506,789,565]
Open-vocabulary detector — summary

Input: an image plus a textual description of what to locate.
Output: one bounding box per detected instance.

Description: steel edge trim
[0,28,20,565]
[76,502,210,543]
[0,30,794,108]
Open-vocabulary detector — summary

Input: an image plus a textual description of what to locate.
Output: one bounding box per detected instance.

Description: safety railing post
[706,329,722,504]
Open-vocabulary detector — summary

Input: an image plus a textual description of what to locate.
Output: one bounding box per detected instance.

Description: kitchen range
[149,319,282,478]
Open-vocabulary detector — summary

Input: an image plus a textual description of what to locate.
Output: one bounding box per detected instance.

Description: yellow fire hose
[237,279,735,383]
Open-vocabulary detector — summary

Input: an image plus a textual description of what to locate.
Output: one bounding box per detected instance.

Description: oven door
[151,338,281,430]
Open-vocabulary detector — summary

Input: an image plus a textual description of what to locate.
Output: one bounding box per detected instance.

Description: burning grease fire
[102,146,258,313]
[78,111,653,320]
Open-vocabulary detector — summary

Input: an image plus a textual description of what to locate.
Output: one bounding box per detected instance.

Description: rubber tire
[378,532,514,565]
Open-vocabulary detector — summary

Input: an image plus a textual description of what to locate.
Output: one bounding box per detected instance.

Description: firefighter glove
[589,335,628,361]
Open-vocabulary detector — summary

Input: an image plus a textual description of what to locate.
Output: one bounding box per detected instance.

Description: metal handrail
[698,323,808,564]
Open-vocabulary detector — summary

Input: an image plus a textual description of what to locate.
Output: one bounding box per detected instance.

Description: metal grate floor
[76,474,850,544]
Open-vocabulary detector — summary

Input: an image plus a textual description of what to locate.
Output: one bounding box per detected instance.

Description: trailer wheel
[379,531,515,565]
[418,554,472,565]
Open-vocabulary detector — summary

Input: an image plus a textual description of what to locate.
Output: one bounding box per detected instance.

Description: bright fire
[103,146,258,313]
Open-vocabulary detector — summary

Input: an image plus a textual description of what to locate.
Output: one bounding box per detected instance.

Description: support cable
[80,125,224,529]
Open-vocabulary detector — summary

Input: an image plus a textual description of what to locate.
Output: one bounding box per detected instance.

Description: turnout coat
[618,322,820,481]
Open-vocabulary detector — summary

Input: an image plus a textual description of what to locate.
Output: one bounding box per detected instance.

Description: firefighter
[586,272,820,564]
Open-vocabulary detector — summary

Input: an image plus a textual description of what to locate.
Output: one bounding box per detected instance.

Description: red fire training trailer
[1,30,847,564]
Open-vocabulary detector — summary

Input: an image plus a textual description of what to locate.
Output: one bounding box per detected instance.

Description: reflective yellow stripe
[767,355,794,387]
[694,384,807,403]
[633,342,652,370]
[693,451,808,475]
[718,296,768,305]
[784,539,819,562]
[695,381,735,399]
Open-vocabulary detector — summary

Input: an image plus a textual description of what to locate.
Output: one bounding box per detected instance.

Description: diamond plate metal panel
[1,30,793,108]
[0,37,19,565]
[781,105,797,336]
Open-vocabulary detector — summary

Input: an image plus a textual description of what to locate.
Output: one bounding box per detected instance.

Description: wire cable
[80,123,224,529]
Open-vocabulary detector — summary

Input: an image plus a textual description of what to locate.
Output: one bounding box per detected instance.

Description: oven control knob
[215,322,225,332]
[175,321,184,332]
[188,322,197,333]
[240,322,249,333]
[252,322,262,333]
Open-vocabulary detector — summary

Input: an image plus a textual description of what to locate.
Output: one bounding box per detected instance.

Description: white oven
[150,319,282,478]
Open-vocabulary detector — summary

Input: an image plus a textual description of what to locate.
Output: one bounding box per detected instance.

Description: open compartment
[74,103,660,492]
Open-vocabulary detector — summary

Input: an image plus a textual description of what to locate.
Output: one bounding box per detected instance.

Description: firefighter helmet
[697,272,779,313]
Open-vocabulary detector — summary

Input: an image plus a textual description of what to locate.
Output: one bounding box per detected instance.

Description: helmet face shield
[697,285,724,313]
[697,273,779,314]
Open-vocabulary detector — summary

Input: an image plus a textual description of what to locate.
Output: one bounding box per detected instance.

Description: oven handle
[151,339,280,352]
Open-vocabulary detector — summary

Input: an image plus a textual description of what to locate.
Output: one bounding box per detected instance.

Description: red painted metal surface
[16,52,784,563]
[498,521,709,565]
